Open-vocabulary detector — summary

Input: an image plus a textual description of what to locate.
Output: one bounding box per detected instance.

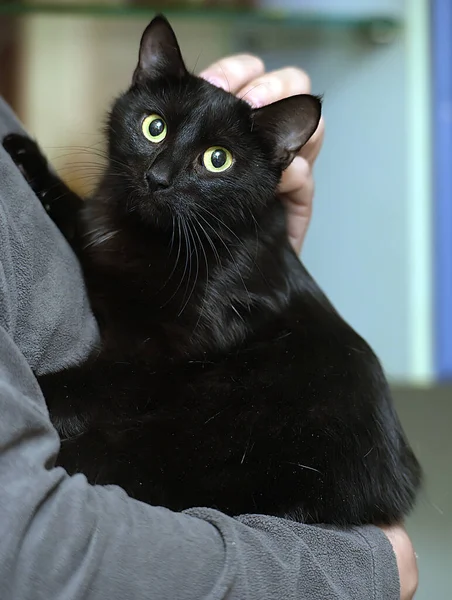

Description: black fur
[3,15,421,525]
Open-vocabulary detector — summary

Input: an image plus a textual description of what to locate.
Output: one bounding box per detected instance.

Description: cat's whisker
[167,215,183,288]
[194,217,221,267]
[44,140,105,152]
[188,221,200,310]
[160,218,191,308]
[169,214,176,254]
[197,204,244,246]
[175,215,182,274]
[196,212,252,308]
[241,433,253,465]
[51,147,131,173]
[110,157,135,171]
[204,408,226,425]
[362,447,374,459]
[285,461,323,475]
[56,172,104,180]
[157,215,183,296]
[230,304,245,323]
[55,160,106,169]
[108,123,121,137]
[55,174,101,187]
[190,218,210,333]
[181,219,193,307]
[189,219,201,308]
[83,227,119,249]
[34,190,70,208]
[178,218,200,317]
[43,152,99,164]
[55,158,106,166]
[181,219,193,301]
[247,207,260,262]
[50,151,105,161]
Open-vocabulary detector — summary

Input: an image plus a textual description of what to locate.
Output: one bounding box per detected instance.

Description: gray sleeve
[0,96,400,600]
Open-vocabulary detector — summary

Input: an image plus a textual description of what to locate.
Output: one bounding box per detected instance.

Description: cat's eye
[142,114,167,143]
[203,147,233,173]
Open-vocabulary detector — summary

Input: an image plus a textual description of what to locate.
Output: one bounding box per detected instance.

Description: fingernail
[200,74,228,91]
[243,92,266,109]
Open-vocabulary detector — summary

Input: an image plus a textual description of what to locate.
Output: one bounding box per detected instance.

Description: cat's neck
[81,197,299,360]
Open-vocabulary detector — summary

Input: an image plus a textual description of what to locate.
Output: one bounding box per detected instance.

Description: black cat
[4,15,420,525]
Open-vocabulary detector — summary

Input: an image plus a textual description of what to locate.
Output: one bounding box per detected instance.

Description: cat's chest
[95,296,211,365]
[86,270,248,362]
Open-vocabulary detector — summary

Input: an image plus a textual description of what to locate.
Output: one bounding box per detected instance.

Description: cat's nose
[146,169,171,192]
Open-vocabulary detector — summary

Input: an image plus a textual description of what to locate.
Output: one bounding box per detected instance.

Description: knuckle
[316,116,326,135]
[221,54,264,77]
[286,67,311,91]
[241,54,265,72]
[298,159,312,180]
[264,76,283,98]
[281,158,311,192]
[295,156,311,178]
[214,59,234,78]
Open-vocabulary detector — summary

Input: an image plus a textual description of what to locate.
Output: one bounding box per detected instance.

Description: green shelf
[0,3,402,31]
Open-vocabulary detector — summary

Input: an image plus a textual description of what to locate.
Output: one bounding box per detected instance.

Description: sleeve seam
[352,527,378,600]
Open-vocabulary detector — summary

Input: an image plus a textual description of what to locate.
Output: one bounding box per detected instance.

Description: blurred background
[0,0,450,596]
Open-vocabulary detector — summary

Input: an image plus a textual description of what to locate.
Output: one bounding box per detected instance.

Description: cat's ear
[133,15,187,84]
[251,95,322,170]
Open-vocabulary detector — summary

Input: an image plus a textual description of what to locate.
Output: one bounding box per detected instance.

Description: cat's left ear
[133,15,187,84]
[251,95,322,170]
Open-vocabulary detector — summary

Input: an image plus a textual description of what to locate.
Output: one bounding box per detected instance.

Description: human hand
[200,55,325,255]
[381,525,418,600]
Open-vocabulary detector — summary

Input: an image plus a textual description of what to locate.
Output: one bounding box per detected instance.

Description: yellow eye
[203,146,233,173]
[142,114,167,143]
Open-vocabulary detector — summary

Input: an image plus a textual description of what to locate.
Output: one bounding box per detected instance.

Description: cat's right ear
[132,15,187,84]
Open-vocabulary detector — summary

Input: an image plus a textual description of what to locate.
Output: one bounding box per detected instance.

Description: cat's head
[106,15,321,235]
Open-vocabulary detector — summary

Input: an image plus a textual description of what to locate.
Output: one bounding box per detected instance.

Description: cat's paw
[3,133,48,184]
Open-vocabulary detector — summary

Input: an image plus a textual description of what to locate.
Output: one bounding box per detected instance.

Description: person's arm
[382,525,419,600]
[0,76,411,599]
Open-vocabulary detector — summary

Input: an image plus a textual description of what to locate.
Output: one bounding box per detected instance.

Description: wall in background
[233,0,432,384]
[394,386,452,600]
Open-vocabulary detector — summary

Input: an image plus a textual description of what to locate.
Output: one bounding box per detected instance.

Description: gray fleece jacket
[0,96,400,599]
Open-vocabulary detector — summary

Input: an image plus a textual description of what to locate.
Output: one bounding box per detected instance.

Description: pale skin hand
[200,55,419,599]
[382,525,419,600]
[200,54,325,254]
